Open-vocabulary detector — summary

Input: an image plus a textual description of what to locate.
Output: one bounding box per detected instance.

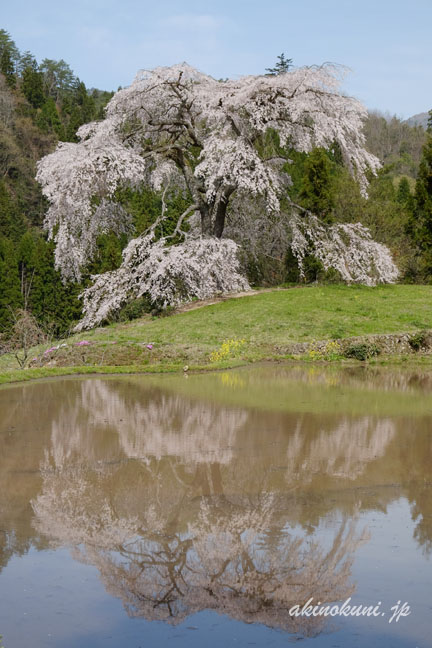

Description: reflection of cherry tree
[48,379,395,480]
[50,379,248,465]
[32,456,141,546]
[411,486,432,557]
[404,431,432,557]
[281,365,432,395]
[286,416,395,480]
[32,458,368,635]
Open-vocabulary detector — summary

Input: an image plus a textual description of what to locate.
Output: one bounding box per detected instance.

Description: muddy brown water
[0,365,431,647]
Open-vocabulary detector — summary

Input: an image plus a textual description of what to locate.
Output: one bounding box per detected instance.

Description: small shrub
[210,338,246,363]
[0,309,49,369]
[322,267,344,284]
[115,296,152,322]
[153,305,176,318]
[408,330,429,351]
[307,339,342,361]
[303,254,325,283]
[344,343,381,361]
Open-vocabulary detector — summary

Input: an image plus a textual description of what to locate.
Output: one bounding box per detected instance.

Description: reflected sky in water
[0,365,431,647]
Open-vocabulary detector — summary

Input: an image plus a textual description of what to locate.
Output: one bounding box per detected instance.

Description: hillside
[405,112,429,129]
[0,29,114,334]
[2,284,432,383]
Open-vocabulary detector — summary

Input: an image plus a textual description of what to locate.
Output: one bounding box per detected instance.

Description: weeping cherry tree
[36,62,398,329]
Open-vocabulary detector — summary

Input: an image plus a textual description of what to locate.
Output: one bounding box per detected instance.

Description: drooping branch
[75,234,249,330]
[36,62,381,282]
[33,61,400,329]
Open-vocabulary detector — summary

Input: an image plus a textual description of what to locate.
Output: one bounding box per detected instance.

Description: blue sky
[2,0,431,118]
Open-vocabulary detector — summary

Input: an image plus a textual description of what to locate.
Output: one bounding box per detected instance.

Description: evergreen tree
[40,58,76,101]
[407,111,432,278]
[29,238,82,333]
[17,230,37,307]
[0,180,26,240]
[64,104,82,142]
[396,177,413,208]
[0,46,16,88]
[266,53,293,75]
[0,30,19,59]
[0,28,113,334]
[0,30,19,87]
[0,237,22,329]
[87,232,125,274]
[414,129,432,242]
[299,148,336,222]
[36,97,65,138]
[0,180,14,238]
[21,57,45,108]
[74,80,95,122]
[62,81,96,141]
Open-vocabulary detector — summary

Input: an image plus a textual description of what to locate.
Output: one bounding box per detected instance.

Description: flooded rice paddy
[0,365,431,647]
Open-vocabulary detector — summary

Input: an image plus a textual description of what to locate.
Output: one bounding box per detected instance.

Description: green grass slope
[1,284,432,381]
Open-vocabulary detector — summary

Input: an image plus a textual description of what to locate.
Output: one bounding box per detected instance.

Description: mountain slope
[405,112,429,129]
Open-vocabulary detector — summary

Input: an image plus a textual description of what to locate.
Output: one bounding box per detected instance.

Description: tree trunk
[200,205,212,236]
[212,187,235,238]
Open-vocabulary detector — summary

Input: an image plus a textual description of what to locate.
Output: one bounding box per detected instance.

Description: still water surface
[0,365,431,647]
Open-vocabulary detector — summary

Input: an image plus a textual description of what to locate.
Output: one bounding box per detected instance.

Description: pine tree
[21,58,45,109]
[0,47,16,88]
[266,53,293,75]
[0,30,19,88]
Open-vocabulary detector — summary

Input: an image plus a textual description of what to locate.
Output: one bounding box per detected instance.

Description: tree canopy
[35,62,400,328]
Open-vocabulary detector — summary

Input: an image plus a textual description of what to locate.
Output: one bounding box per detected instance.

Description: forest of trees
[0,29,114,335]
[0,32,431,339]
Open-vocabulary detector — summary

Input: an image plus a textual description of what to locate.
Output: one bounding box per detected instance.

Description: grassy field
[1,284,432,381]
